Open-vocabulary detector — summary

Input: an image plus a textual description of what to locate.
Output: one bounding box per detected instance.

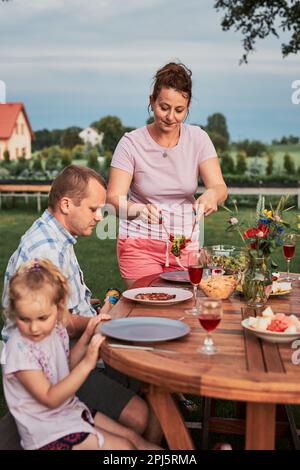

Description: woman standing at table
[107,62,228,287]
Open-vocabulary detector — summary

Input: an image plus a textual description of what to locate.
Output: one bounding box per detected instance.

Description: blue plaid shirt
[2,209,96,342]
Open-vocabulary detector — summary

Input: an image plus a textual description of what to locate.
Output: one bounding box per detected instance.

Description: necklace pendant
[162,152,168,158]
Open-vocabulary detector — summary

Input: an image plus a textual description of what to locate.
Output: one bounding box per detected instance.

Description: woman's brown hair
[151,62,192,106]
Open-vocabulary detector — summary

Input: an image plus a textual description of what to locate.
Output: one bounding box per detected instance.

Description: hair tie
[28,258,39,272]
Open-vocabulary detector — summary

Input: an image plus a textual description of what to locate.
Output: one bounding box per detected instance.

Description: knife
[108,343,178,353]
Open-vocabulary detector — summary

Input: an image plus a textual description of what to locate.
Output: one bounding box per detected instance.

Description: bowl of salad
[204,245,249,275]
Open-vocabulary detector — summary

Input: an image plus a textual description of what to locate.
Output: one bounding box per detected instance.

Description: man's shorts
[76,364,140,421]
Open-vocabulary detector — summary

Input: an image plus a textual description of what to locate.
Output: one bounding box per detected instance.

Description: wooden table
[101,273,300,450]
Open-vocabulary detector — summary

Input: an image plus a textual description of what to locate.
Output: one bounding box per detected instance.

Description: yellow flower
[298,223,300,229]
[263,209,273,219]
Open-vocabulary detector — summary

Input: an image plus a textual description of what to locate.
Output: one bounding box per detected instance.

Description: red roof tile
[0,102,34,139]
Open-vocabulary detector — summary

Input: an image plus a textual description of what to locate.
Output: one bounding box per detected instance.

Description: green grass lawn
[0,206,300,448]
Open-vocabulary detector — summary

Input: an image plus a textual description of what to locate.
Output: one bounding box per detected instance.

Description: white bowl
[241,318,300,344]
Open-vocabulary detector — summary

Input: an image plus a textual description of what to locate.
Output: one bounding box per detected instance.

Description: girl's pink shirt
[1,323,103,449]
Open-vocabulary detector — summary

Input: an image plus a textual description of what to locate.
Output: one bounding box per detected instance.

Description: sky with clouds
[0,0,299,142]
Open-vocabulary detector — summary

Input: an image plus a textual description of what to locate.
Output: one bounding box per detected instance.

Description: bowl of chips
[200,274,238,300]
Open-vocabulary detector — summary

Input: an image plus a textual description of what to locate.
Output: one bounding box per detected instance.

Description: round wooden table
[101,273,300,450]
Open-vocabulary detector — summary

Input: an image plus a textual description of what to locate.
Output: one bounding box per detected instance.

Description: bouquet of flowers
[223,195,294,307]
[224,195,293,263]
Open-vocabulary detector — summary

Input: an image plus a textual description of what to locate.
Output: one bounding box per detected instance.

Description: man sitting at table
[1,164,160,443]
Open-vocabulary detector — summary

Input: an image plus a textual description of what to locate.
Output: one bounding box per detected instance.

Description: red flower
[258,223,270,237]
[243,224,269,241]
[243,227,260,239]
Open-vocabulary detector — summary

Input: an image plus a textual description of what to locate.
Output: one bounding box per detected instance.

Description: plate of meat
[100,317,190,342]
[122,287,193,305]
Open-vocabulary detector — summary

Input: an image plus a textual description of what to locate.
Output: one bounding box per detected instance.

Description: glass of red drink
[197,298,222,354]
[185,250,204,316]
[282,234,297,281]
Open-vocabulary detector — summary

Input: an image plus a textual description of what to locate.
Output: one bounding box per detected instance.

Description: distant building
[79,127,104,147]
[0,102,34,160]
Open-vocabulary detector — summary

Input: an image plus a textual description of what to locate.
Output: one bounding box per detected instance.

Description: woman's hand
[136,203,162,224]
[194,190,219,217]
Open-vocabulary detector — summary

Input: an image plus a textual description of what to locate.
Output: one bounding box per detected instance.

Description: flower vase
[242,254,272,307]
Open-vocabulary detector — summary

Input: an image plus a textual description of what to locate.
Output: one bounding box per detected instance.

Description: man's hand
[97,297,112,315]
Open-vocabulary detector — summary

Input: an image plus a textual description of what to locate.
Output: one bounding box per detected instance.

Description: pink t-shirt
[1,324,104,450]
[111,124,217,240]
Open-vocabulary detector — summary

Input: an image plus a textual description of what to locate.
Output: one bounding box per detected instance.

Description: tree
[87,148,100,172]
[32,156,43,172]
[33,129,64,151]
[266,152,274,176]
[236,139,266,157]
[214,1,300,63]
[206,113,230,144]
[61,149,72,168]
[220,152,235,174]
[45,146,62,171]
[3,150,10,163]
[91,115,125,153]
[283,153,296,174]
[60,126,82,149]
[236,150,247,174]
[71,144,85,160]
[208,131,228,152]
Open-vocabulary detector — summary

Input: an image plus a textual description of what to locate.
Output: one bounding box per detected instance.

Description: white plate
[236,284,292,297]
[159,271,190,283]
[123,287,193,305]
[100,317,190,342]
[241,318,300,344]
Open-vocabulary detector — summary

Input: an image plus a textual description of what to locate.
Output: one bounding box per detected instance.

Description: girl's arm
[195,158,228,216]
[107,167,161,223]
[15,334,104,409]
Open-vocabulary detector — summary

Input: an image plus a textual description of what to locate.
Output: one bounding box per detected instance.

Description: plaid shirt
[2,209,96,342]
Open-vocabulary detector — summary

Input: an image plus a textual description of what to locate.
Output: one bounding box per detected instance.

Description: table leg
[246,402,276,449]
[146,385,195,450]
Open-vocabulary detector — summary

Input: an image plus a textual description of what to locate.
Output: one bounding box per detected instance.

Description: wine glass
[283,234,297,281]
[197,298,222,354]
[185,250,204,316]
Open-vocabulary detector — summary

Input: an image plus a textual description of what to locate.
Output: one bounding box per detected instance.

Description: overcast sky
[0,0,299,142]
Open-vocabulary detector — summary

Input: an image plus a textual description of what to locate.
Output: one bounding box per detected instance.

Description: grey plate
[100,317,190,343]
[159,271,190,283]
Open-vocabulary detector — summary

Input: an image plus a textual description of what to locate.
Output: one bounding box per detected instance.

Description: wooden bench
[0,412,22,450]
[0,184,51,212]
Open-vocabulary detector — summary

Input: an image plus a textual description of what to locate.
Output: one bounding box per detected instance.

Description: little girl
[1,258,160,450]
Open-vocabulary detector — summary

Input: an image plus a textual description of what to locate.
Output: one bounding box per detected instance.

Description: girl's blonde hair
[6,258,69,326]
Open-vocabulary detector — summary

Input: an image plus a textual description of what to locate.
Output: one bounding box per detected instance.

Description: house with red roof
[0,103,34,161]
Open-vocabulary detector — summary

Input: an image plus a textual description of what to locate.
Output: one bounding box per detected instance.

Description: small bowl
[204,245,249,275]
[200,274,238,300]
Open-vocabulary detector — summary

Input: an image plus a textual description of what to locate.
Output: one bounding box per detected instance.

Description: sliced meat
[135,292,176,301]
